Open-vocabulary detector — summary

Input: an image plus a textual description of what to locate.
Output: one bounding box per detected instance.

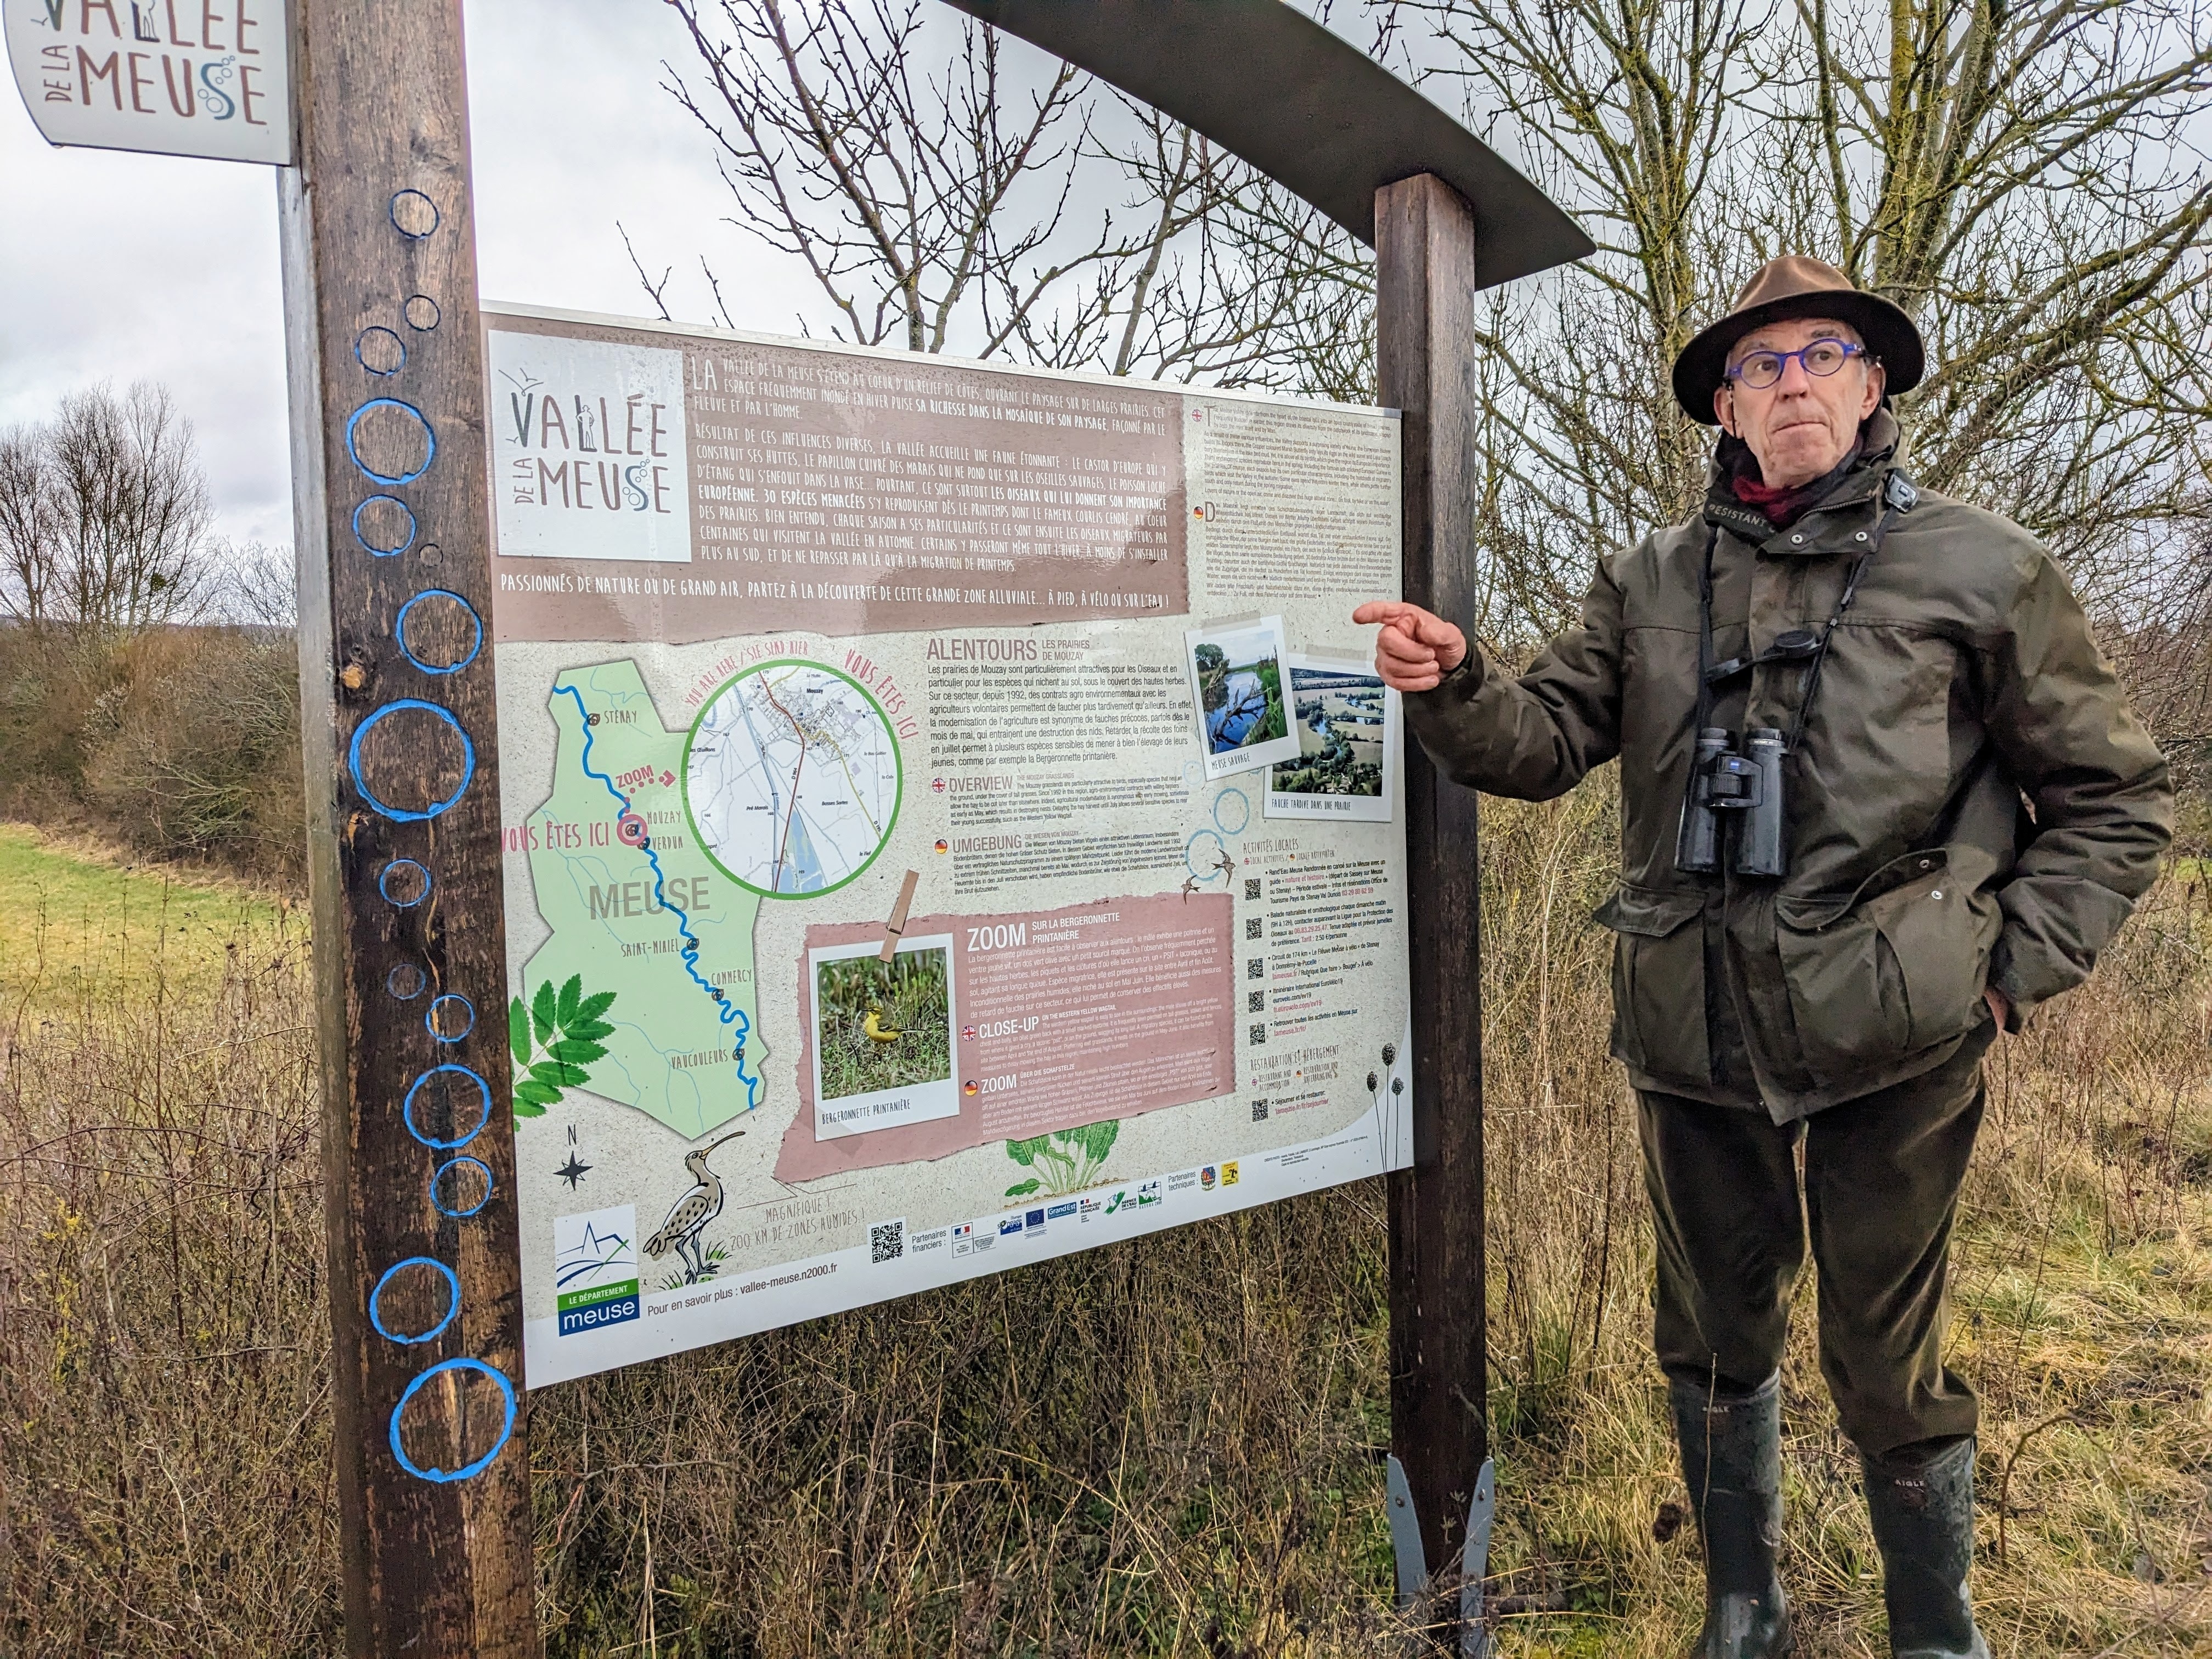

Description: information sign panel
[7,0,291,165]
[486,305,1411,1386]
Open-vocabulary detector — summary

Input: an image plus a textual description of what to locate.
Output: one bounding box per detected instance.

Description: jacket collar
[1701,408,1899,553]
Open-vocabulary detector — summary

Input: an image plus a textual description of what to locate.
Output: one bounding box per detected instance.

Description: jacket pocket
[1594,883,1709,1086]
[1774,849,2000,1074]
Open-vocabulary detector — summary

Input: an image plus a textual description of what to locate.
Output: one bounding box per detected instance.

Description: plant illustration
[655,1242,727,1293]
[509,975,617,1118]
[1004,1118,1119,1197]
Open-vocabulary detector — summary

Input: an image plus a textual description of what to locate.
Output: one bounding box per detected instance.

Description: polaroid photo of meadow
[1265,653,1399,822]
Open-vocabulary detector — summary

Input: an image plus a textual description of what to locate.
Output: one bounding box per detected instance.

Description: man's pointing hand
[1352,602,1468,693]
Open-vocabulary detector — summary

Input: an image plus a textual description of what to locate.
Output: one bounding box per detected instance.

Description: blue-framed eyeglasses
[1725,338,1872,391]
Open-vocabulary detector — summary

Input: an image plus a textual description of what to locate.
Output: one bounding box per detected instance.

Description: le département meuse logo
[554,1204,640,1336]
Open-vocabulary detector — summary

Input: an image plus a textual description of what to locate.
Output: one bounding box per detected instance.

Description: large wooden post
[1378,175,1488,1584]
[279,2,538,1654]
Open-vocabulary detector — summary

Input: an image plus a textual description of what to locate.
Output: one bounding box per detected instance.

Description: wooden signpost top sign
[13,1,1589,1652]
[5,0,292,165]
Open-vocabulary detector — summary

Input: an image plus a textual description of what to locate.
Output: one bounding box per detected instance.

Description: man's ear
[1713,384,1738,436]
[1858,361,1887,419]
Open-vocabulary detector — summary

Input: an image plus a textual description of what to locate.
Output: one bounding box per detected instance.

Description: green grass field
[0,822,291,1018]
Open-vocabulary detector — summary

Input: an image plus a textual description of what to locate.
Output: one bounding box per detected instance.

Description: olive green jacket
[1404,416,2172,1119]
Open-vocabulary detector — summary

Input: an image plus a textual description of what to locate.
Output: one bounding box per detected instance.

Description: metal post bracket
[1387,1453,1498,1656]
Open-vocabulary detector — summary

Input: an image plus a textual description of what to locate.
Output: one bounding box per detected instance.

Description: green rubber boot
[1862,1437,1991,1659]
[1671,1373,1794,1659]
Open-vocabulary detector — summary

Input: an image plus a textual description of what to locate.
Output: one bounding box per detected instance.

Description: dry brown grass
[1,796,2207,1657]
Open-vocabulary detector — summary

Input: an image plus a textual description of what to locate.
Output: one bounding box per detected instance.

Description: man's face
[1712,316,1884,489]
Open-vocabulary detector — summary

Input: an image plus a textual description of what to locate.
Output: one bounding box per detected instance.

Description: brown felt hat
[1672,255,1924,425]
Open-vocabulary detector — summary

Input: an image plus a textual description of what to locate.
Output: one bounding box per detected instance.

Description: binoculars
[1675,726,1787,878]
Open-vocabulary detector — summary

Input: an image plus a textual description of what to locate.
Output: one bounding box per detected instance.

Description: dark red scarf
[1723,436,1864,529]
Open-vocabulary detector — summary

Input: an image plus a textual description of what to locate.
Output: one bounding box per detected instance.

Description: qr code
[1244,878,1261,901]
[1245,917,1263,940]
[1251,1098,1270,1122]
[1249,1023,1268,1045]
[870,1219,905,1263]
[1248,990,1265,1013]
[1247,957,1265,979]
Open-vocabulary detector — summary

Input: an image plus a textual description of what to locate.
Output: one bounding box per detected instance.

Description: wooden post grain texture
[278,2,538,1654]
[1376,173,1488,1581]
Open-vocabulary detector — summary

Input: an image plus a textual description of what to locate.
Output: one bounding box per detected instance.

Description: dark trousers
[1637,1020,1993,1460]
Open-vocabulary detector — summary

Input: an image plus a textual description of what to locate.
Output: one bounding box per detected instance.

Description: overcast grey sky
[0,0,1425,555]
[0,0,822,550]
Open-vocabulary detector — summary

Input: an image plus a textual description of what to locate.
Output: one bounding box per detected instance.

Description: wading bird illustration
[864,1007,903,1043]
[644,1129,744,1284]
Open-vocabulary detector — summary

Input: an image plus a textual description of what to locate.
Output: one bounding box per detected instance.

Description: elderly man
[1357,257,2170,1659]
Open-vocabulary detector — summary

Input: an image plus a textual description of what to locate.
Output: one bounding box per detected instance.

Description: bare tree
[1205,0,2212,647]
[648,0,1340,382]
[0,382,218,637]
[0,421,59,627]
[212,539,300,631]
[1389,0,1776,630]
[645,0,2212,681]
[1789,0,2212,601]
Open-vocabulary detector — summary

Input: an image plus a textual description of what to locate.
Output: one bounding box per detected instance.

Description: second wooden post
[1378,172,1489,1589]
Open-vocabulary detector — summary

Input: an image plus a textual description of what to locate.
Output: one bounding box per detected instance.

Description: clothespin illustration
[878,869,921,962]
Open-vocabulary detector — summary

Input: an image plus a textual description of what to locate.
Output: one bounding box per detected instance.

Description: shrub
[0,620,302,876]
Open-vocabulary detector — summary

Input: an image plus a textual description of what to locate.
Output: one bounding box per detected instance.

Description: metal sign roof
[940,0,1593,286]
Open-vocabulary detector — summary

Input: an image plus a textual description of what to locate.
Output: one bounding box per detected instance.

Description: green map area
[516,664,765,1139]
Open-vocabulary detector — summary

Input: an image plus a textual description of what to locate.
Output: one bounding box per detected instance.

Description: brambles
[0,382,303,876]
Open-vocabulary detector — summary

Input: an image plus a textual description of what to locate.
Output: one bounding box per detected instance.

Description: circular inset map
[682,661,901,898]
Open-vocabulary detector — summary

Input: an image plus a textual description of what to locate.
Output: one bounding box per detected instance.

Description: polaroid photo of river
[1184,614,1300,781]
[1266,653,1400,822]
[808,934,960,1139]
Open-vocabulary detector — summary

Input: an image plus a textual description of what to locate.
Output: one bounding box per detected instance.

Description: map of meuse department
[515,659,899,1139]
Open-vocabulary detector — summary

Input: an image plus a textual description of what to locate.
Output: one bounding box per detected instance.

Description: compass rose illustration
[556,1124,591,1189]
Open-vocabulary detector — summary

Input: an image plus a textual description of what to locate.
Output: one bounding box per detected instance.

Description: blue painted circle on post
[1213,787,1250,836]
[428,1155,494,1218]
[345,399,436,487]
[403,1064,493,1149]
[388,189,441,239]
[378,859,431,907]
[368,1256,460,1345]
[426,993,475,1043]
[395,589,482,675]
[349,700,475,822]
[386,961,427,998]
[388,1358,517,1484]
[351,494,416,557]
[354,326,406,376]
